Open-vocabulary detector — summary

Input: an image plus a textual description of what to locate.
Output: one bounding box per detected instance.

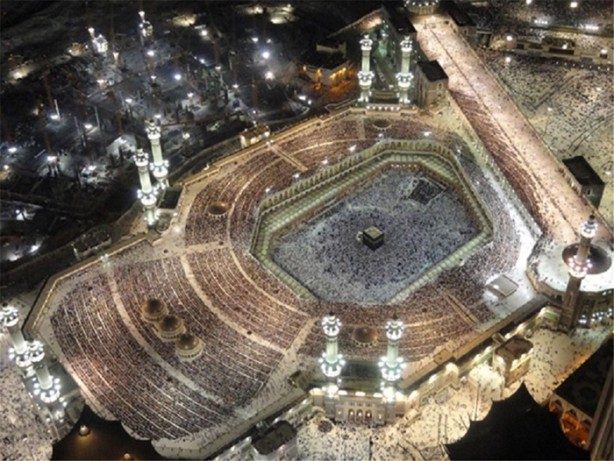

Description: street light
[84,123,93,130]
[569,1,578,8]
[261,50,270,60]
[265,71,274,80]
[174,73,182,81]
[146,49,155,57]
[8,146,17,154]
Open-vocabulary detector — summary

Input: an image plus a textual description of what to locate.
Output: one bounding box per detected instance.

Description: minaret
[146,120,169,189]
[397,36,413,104]
[318,313,345,417]
[2,305,31,370]
[319,312,345,379]
[559,214,597,332]
[379,314,405,421]
[30,340,60,403]
[358,35,374,103]
[135,148,158,227]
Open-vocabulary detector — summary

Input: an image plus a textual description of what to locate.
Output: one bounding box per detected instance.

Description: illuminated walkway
[415,22,611,243]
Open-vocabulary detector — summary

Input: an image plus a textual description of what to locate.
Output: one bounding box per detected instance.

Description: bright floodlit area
[272,168,478,303]
[0,0,613,460]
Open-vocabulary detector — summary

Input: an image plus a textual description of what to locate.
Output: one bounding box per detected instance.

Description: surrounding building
[563,156,606,209]
[492,336,533,386]
[550,337,613,450]
[415,60,448,107]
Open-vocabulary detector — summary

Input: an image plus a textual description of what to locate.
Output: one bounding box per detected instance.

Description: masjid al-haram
[0,1,612,460]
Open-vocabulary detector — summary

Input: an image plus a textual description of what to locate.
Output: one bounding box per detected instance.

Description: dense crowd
[419,24,606,242]
[272,169,478,304]
[50,277,234,440]
[0,335,53,461]
[45,103,540,443]
[113,256,286,404]
[478,49,613,226]
[494,0,613,29]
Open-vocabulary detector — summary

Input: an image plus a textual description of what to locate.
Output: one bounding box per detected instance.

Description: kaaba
[362,226,384,250]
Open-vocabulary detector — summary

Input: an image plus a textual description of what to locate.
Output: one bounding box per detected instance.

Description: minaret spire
[559,214,597,332]
[135,148,158,227]
[397,36,413,104]
[30,340,60,403]
[358,35,374,103]
[319,312,345,379]
[379,314,406,421]
[146,120,169,189]
[2,305,31,370]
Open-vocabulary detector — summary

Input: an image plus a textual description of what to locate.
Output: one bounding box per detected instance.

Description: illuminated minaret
[319,313,345,379]
[146,120,169,189]
[30,340,60,403]
[2,305,31,370]
[358,35,374,103]
[319,313,345,415]
[379,314,405,421]
[138,10,154,44]
[559,214,597,332]
[135,148,158,227]
[397,36,413,104]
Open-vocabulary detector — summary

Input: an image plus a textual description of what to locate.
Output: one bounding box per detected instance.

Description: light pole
[125,98,133,119]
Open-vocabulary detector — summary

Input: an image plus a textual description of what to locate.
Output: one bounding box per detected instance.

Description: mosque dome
[352,326,379,347]
[141,299,168,323]
[176,333,199,351]
[175,333,203,361]
[207,201,228,219]
[157,315,185,341]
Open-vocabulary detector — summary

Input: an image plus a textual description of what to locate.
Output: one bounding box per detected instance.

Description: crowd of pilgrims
[41,109,535,442]
[272,168,478,304]
[493,0,612,29]
[0,334,53,461]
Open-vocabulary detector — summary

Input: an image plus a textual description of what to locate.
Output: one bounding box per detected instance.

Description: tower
[379,314,405,421]
[138,10,154,44]
[559,214,597,332]
[146,120,169,189]
[318,313,345,416]
[358,35,374,103]
[2,305,31,370]
[30,340,60,403]
[319,313,345,379]
[397,36,413,104]
[135,148,158,227]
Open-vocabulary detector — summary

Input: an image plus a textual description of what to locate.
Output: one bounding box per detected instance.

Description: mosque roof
[176,333,200,351]
[141,299,166,316]
[158,314,183,332]
[418,60,448,82]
